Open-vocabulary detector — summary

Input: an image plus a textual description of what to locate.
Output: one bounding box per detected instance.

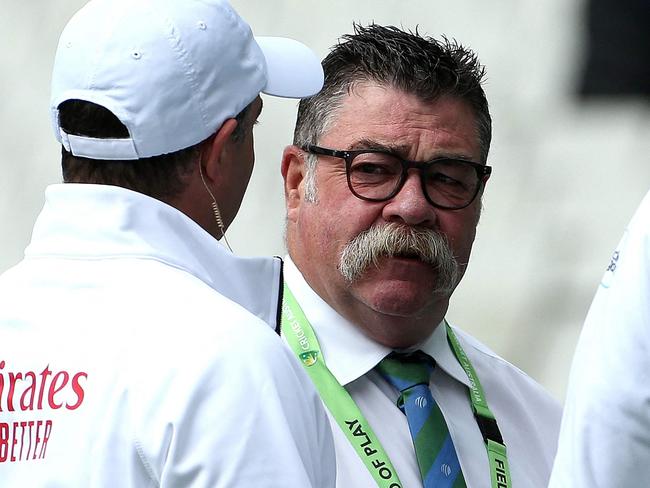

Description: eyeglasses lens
[348,152,480,209]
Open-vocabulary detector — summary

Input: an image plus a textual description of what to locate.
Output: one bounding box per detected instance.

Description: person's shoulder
[125,287,329,487]
[449,324,561,409]
[450,324,525,372]
[448,323,562,473]
[93,258,289,385]
[123,258,274,329]
[448,324,508,365]
[121,261,308,429]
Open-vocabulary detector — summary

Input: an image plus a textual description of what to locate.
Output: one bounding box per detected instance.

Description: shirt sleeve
[549,189,650,487]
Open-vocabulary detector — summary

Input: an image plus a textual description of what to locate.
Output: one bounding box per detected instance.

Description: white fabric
[50,0,323,160]
[284,257,561,488]
[0,184,335,487]
[549,189,650,488]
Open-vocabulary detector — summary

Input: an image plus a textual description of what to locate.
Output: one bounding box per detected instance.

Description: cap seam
[206,1,260,116]
[160,14,210,132]
[87,4,124,93]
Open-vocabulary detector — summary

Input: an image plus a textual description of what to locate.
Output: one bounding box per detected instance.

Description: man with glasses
[280,24,561,487]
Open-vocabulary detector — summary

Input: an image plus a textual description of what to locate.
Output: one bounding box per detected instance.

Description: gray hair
[303,153,319,203]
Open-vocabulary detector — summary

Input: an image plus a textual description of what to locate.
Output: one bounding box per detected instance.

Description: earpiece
[198,159,233,252]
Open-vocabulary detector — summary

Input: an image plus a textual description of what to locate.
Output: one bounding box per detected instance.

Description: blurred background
[1,0,648,402]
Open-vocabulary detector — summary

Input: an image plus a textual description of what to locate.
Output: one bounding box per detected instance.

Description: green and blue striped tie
[376,351,466,488]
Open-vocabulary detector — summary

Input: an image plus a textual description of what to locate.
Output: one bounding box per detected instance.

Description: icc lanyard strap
[281,283,512,488]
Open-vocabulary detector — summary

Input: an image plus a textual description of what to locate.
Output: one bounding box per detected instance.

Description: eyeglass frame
[302,144,492,210]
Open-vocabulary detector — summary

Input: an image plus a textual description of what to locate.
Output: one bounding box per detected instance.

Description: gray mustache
[338,223,459,293]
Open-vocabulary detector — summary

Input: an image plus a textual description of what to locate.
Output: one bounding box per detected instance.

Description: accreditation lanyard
[281,283,512,488]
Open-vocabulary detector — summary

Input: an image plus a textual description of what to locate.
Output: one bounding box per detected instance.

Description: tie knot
[376,351,434,392]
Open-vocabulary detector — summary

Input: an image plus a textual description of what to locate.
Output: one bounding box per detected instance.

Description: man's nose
[381,170,437,227]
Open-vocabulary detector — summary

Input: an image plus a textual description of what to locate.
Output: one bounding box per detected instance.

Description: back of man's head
[51,0,323,200]
[58,99,252,202]
[294,23,491,163]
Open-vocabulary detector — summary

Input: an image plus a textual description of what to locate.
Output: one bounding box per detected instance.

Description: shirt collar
[27,184,282,328]
[283,257,472,389]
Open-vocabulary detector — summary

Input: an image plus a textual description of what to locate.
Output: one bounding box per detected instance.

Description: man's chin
[351,275,451,317]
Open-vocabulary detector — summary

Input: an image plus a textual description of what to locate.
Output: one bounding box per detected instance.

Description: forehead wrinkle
[424,127,477,161]
[349,136,477,163]
[348,138,410,155]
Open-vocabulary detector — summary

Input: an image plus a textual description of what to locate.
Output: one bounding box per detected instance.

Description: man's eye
[427,172,475,194]
[353,163,393,175]
[431,172,459,184]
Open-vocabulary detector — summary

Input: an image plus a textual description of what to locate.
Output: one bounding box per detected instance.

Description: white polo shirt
[549,189,650,488]
[283,257,561,488]
[0,184,335,487]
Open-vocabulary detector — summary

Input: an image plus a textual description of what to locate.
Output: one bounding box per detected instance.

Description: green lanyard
[281,283,512,488]
[446,320,512,488]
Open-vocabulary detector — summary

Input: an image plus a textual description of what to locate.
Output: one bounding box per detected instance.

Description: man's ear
[281,145,307,221]
[202,118,239,185]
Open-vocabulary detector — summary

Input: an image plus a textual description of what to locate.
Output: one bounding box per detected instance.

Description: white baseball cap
[50,0,324,160]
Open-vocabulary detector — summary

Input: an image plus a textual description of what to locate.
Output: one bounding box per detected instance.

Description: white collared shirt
[0,184,335,487]
[284,257,561,488]
[549,190,650,488]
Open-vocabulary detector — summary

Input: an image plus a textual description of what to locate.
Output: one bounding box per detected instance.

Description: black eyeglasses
[304,145,492,210]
